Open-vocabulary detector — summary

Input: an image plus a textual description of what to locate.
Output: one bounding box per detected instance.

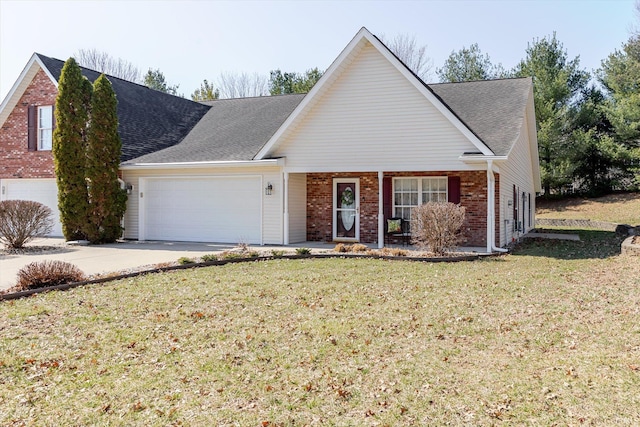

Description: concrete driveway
[0,238,242,291]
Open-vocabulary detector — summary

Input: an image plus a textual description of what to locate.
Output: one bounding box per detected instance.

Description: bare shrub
[15,260,85,291]
[378,247,409,257]
[410,202,466,255]
[334,243,349,253]
[350,243,369,253]
[0,200,53,249]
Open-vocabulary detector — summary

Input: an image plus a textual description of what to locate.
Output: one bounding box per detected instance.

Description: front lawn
[1,231,639,425]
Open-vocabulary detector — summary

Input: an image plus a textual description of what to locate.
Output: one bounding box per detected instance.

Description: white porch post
[378,171,384,249]
[283,171,290,245]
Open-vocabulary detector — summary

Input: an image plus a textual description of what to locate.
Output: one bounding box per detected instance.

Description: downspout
[487,160,508,253]
[378,171,384,249]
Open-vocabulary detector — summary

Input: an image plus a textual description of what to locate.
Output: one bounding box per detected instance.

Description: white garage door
[0,178,62,237]
[142,176,262,243]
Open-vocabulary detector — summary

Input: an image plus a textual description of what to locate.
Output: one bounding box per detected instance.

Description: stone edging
[0,252,495,302]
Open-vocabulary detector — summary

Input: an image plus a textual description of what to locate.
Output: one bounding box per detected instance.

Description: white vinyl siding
[271,41,480,172]
[496,102,537,246]
[393,177,447,220]
[288,173,307,243]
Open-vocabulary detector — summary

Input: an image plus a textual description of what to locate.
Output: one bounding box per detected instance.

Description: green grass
[1,232,639,425]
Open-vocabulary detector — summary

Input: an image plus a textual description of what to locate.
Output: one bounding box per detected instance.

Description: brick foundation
[307,171,495,247]
[0,69,57,178]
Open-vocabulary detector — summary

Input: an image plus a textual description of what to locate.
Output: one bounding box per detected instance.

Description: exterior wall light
[265,182,273,195]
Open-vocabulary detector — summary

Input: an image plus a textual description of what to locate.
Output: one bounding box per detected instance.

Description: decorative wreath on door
[341,187,355,206]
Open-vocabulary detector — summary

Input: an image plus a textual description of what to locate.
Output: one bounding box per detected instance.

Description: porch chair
[385,217,410,246]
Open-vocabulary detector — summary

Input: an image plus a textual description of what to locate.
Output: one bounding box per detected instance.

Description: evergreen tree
[268,68,323,95]
[191,79,220,101]
[53,58,92,240]
[512,33,590,195]
[85,75,127,243]
[437,43,505,83]
[144,68,180,95]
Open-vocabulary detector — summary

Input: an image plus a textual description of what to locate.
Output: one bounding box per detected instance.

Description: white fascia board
[459,155,508,164]
[255,27,494,159]
[120,158,284,171]
[0,54,58,128]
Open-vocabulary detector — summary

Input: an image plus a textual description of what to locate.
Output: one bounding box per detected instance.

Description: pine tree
[85,75,127,243]
[53,58,92,241]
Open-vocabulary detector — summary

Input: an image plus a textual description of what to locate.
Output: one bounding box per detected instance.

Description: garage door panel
[0,179,62,237]
[143,177,262,243]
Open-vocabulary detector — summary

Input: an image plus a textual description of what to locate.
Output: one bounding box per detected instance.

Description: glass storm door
[333,178,359,241]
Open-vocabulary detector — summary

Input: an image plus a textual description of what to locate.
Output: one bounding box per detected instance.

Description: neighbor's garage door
[143,176,262,243]
[0,178,62,237]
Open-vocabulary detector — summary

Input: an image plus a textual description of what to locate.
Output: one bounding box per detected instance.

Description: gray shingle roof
[37,54,210,162]
[428,78,532,156]
[37,52,529,165]
[125,94,305,163]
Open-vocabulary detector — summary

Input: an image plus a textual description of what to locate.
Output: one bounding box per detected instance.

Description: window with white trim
[38,106,53,151]
[393,177,448,220]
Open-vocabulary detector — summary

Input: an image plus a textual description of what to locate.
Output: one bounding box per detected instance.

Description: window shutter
[383,177,392,219]
[447,176,461,204]
[27,105,37,151]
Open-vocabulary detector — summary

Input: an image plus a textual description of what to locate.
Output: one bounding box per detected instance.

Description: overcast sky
[0,0,636,100]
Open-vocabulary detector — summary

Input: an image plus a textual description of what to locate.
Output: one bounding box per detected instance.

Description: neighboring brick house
[0,27,540,252]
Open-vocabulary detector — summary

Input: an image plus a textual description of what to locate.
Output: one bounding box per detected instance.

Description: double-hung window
[38,106,53,151]
[393,177,448,220]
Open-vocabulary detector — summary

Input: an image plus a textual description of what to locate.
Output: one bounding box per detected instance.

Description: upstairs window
[38,106,53,150]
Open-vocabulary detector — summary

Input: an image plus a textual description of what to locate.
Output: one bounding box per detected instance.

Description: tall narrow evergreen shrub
[85,75,127,243]
[53,58,92,241]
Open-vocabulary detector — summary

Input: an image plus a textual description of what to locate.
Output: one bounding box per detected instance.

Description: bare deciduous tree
[217,72,268,98]
[74,49,141,82]
[380,33,434,82]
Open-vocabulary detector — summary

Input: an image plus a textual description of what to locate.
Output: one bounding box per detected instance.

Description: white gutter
[120,158,284,170]
[487,160,508,254]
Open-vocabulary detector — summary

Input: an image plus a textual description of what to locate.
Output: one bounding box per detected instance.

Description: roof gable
[255,27,495,160]
[0,54,58,131]
[35,54,211,162]
[0,53,210,162]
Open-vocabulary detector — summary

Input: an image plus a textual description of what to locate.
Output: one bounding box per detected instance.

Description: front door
[333,178,359,242]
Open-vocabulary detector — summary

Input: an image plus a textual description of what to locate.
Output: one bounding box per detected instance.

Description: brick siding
[0,69,57,178]
[307,171,497,247]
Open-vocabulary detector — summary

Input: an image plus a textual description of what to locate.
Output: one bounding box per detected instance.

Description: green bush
[220,251,243,260]
[177,257,195,265]
[0,200,53,249]
[295,247,311,255]
[15,260,85,291]
[201,254,219,262]
[271,249,285,258]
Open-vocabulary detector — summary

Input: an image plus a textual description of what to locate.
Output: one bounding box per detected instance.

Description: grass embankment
[1,230,639,425]
[537,192,640,225]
